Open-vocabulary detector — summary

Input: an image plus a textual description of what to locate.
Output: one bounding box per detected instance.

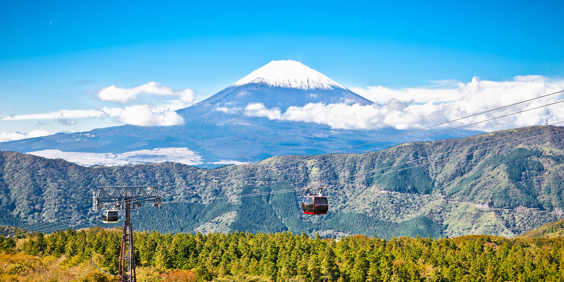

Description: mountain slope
[517,219,564,238]
[1,125,563,238]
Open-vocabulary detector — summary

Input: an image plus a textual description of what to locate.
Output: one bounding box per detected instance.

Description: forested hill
[1,125,564,238]
[517,219,564,238]
[5,228,564,281]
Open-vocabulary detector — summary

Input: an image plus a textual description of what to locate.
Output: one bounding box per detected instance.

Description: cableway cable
[159,119,564,206]
[333,89,564,153]
[9,221,68,235]
[23,90,564,233]
[194,98,564,197]
[215,89,564,187]
[26,120,563,235]
[359,98,564,154]
[367,121,564,174]
[90,256,117,277]
[11,222,71,237]
[354,121,564,180]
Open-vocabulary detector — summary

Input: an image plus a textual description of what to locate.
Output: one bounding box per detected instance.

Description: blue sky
[1,0,563,138]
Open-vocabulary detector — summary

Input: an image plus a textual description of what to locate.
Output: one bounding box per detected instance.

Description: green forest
[3,126,564,281]
[2,125,564,239]
[2,227,564,281]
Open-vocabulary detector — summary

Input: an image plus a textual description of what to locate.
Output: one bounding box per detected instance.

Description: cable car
[102,210,119,223]
[302,187,329,215]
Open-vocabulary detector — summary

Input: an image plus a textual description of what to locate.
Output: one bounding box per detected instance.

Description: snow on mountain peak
[233,60,345,90]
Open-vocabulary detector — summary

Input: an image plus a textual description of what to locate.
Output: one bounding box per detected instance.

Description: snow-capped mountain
[184,60,370,114]
[0,61,480,167]
[233,60,344,90]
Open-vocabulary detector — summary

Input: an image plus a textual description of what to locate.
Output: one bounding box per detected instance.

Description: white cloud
[174,88,197,103]
[242,75,564,131]
[212,160,249,165]
[350,85,462,104]
[0,109,107,120]
[1,106,185,127]
[116,105,184,126]
[244,103,282,120]
[0,82,194,127]
[98,82,195,104]
[28,147,202,167]
[0,130,50,142]
[214,107,242,114]
[4,75,563,134]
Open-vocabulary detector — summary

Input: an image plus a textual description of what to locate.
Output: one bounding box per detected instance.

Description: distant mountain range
[1,125,563,238]
[0,60,480,168]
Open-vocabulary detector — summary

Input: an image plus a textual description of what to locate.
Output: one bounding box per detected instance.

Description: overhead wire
[11,222,71,237]
[155,125,564,216]
[17,89,564,232]
[162,187,303,205]
[11,219,109,236]
[353,120,564,181]
[333,88,564,153]
[212,89,564,191]
[159,120,564,205]
[24,120,564,235]
[358,98,564,154]
[14,221,65,233]
[9,213,107,236]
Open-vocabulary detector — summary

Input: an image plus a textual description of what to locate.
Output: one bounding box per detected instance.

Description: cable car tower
[93,186,163,282]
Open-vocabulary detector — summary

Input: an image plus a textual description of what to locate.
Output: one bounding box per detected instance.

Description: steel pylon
[93,186,163,282]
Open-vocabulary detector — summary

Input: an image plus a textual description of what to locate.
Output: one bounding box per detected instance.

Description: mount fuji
[0,61,480,167]
[200,60,371,110]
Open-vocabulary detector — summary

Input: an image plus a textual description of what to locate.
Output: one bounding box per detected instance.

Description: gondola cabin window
[302,196,314,214]
[314,197,328,214]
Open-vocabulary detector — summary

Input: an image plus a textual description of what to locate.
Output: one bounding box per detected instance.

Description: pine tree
[350,250,369,282]
[308,254,322,282]
[100,240,119,275]
[1,236,16,251]
[379,254,393,282]
[35,232,47,255]
[155,241,172,270]
[322,246,339,281]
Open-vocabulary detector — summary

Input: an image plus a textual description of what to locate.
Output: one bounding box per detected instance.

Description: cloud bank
[94,81,195,126]
[0,82,192,143]
[212,160,250,165]
[242,76,564,131]
[98,82,195,104]
[111,105,185,126]
[350,85,462,104]
[1,80,196,128]
[29,147,202,167]
[0,130,50,142]
[3,75,563,144]
[1,107,185,127]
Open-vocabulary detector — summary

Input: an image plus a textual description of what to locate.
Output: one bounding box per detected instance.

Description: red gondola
[302,187,329,215]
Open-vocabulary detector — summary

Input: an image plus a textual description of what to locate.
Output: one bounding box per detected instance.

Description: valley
[1,125,563,238]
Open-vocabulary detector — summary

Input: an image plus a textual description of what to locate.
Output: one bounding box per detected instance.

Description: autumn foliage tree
[6,228,564,281]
